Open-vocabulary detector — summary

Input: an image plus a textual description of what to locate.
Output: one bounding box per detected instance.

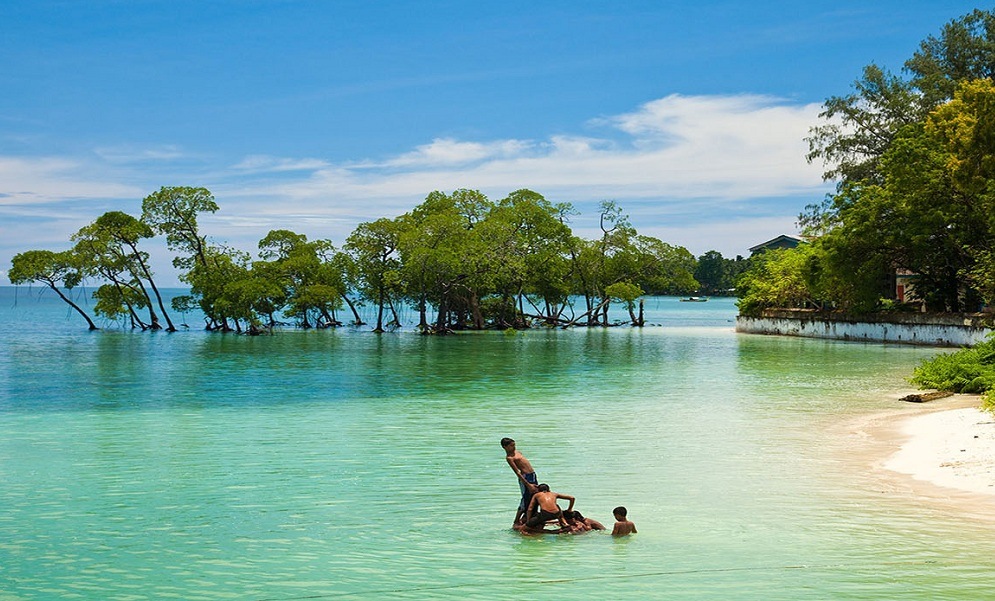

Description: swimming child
[611,506,637,537]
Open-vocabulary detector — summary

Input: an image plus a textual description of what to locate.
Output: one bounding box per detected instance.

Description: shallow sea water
[1,287,993,600]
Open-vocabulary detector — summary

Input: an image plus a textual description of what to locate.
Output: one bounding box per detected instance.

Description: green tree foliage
[801,9,995,314]
[72,211,176,331]
[11,186,701,333]
[736,247,820,317]
[180,244,252,331]
[345,218,404,332]
[605,281,645,326]
[806,64,926,187]
[9,250,98,330]
[906,9,995,108]
[141,186,218,270]
[694,250,748,296]
[256,230,350,329]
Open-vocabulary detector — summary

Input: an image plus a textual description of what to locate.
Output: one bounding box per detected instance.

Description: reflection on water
[1,290,992,599]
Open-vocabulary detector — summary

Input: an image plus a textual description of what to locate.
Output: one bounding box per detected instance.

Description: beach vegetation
[744,9,995,318]
[911,334,995,411]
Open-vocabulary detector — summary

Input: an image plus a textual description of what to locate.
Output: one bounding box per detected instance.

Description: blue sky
[0,1,986,285]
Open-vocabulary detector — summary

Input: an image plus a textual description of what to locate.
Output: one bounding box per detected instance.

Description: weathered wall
[735,309,993,347]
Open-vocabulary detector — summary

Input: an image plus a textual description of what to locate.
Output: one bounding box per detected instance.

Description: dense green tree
[179,244,252,331]
[630,235,698,295]
[694,250,748,296]
[9,250,98,330]
[479,189,574,327]
[141,186,218,270]
[345,218,405,332]
[398,189,493,334]
[736,246,820,316]
[906,9,995,108]
[13,184,708,333]
[72,211,175,331]
[805,64,926,188]
[605,281,646,326]
[800,9,995,314]
[256,230,352,328]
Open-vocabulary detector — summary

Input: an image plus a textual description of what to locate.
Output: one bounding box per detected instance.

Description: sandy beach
[851,393,995,520]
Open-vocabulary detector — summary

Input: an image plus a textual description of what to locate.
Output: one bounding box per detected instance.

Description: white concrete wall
[735,316,992,347]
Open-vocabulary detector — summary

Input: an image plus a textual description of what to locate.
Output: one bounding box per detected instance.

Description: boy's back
[611,506,636,536]
[612,519,637,536]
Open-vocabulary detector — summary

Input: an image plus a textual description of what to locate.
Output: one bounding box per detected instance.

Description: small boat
[680,296,708,302]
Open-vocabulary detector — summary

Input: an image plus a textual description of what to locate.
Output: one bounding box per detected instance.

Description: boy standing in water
[611,506,637,536]
[501,437,538,525]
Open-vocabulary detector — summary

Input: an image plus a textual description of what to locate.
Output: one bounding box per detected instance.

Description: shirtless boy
[611,506,637,537]
[524,484,574,532]
[565,510,606,532]
[501,437,538,525]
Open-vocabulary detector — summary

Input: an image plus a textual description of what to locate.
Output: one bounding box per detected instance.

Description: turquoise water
[1,287,993,600]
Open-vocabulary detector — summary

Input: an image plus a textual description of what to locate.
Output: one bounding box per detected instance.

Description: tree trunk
[434,290,449,335]
[128,242,175,332]
[388,298,401,327]
[418,295,428,331]
[47,283,98,330]
[374,288,385,333]
[343,293,364,325]
[471,291,484,329]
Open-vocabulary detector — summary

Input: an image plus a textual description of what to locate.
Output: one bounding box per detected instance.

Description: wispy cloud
[0,157,141,205]
[220,93,825,207]
[231,155,331,173]
[378,138,538,168]
[94,144,189,164]
[1,93,830,284]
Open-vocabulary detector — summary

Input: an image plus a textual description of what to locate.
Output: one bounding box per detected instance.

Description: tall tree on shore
[800,9,995,312]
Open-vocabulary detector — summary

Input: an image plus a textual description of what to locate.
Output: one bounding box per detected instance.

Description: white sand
[884,400,995,496]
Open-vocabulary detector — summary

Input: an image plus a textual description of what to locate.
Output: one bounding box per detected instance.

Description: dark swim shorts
[526,508,562,529]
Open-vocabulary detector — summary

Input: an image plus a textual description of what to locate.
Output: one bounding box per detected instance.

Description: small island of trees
[9,186,745,335]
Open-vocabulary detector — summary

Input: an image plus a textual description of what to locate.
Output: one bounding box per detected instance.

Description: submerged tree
[141,186,218,271]
[12,184,703,332]
[73,211,176,331]
[345,218,404,332]
[9,250,98,330]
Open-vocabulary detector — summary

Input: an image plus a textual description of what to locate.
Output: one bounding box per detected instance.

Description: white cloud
[231,155,331,172]
[0,157,141,205]
[220,93,826,208]
[1,93,832,285]
[94,144,188,163]
[381,138,536,168]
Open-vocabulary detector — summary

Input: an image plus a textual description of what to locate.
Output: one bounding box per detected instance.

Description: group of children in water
[502,437,637,537]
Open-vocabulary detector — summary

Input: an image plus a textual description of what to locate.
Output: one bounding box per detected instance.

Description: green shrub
[911,335,995,405]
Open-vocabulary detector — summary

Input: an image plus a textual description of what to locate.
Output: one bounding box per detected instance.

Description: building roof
[748,235,804,254]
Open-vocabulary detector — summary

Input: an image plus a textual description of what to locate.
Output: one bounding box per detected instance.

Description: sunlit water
[1,287,993,600]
